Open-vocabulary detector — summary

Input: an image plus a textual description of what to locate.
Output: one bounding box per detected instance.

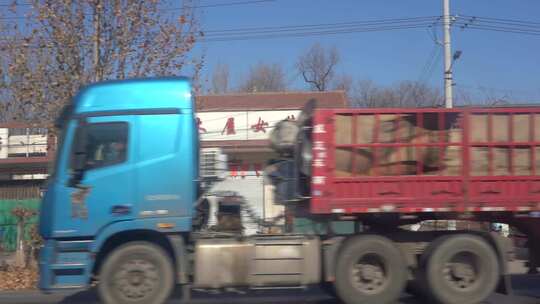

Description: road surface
[1,274,539,304]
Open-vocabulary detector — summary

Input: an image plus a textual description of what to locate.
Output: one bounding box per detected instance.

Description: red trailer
[270,105,540,304]
[311,107,540,216]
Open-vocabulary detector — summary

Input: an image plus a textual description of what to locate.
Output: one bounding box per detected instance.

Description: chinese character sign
[222,117,236,135]
[198,110,301,141]
[251,117,269,133]
[197,117,207,133]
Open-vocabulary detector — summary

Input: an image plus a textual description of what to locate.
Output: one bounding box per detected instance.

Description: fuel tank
[194,235,321,288]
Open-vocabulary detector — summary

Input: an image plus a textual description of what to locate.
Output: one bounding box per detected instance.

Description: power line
[455,17,540,31]
[200,23,437,43]
[1,17,440,45]
[425,47,442,84]
[417,43,440,85]
[458,15,540,27]
[0,25,435,48]
[204,16,439,33]
[454,15,540,36]
[0,0,277,19]
[454,22,540,36]
[167,0,276,10]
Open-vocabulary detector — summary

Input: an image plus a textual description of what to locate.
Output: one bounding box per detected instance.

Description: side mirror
[68,121,88,187]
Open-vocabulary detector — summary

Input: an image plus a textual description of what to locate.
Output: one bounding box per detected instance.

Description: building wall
[207,150,284,235]
[0,129,8,159]
[0,128,48,159]
[197,109,301,234]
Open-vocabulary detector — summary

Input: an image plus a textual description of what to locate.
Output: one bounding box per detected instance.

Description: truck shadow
[56,287,428,304]
[56,287,338,304]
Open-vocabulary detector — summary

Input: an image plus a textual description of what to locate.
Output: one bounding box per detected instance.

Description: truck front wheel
[97,241,174,304]
[334,235,407,304]
[419,234,500,304]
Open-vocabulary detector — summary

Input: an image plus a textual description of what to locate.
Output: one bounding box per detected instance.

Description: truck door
[67,115,137,237]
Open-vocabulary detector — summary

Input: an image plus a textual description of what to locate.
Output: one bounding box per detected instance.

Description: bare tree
[0,0,202,125]
[332,73,353,96]
[211,63,230,94]
[350,79,379,107]
[350,80,443,108]
[394,81,443,107]
[296,43,339,91]
[239,62,287,92]
[478,87,512,106]
[454,86,514,106]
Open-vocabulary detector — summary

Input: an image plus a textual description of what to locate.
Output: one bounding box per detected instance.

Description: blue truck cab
[39,78,198,296]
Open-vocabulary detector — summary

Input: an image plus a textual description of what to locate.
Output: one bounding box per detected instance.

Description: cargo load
[330,112,540,177]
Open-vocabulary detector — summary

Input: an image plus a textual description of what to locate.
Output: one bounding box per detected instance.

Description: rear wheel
[98,241,174,304]
[419,234,500,304]
[334,235,407,304]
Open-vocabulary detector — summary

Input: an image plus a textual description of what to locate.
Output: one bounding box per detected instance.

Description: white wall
[0,128,8,159]
[210,171,265,235]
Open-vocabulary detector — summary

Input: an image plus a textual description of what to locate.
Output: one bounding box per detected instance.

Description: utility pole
[443,0,453,108]
[443,0,457,231]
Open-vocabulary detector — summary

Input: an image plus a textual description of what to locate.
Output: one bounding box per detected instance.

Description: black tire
[98,241,174,304]
[334,235,407,304]
[419,234,500,304]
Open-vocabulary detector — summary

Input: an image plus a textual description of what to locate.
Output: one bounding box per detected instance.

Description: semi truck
[38,77,540,304]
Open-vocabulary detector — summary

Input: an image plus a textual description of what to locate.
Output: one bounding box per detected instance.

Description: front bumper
[39,239,94,292]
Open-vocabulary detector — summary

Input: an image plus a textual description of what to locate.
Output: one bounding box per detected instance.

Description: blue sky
[196,0,540,102]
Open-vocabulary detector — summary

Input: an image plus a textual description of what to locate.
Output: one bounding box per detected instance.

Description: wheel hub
[114,259,159,300]
[450,263,474,280]
[351,254,387,294]
[443,252,478,290]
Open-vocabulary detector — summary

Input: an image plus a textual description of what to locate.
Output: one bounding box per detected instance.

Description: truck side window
[71,122,128,170]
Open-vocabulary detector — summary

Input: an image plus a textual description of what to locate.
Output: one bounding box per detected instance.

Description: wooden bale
[534,147,540,175]
[471,113,536,143]
[535,115,540,142]
[373,162,418,176]
[335,114,419,145]
[334,148,372,175]
[471,147,489,176]
[514,147,531,175]
[335,170,353,177]
[471,147,512,176]
[357,114,376,144]
[442,146,461,176]
[493,115,510,142]
[493,148,511,175]
[333,113,464,176]
[499,113,539,142]
[513,114,530,142]
[471,114,510,142]
[335,115,353,145]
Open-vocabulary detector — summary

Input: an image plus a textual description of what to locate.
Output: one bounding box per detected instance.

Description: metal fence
[0,200,40,252]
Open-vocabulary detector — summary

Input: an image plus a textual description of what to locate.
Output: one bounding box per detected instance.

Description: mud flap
[496,274,513,295]
[167,234,189,284]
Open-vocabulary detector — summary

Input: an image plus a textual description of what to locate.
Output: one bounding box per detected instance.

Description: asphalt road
[1,274,539,304]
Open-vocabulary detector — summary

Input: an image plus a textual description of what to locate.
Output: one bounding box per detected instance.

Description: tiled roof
[196,91,347,112]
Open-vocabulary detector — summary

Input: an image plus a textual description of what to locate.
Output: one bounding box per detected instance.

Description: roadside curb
[0,289,41,296]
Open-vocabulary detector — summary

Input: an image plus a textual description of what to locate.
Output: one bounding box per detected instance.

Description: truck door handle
[111,205,132,216]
